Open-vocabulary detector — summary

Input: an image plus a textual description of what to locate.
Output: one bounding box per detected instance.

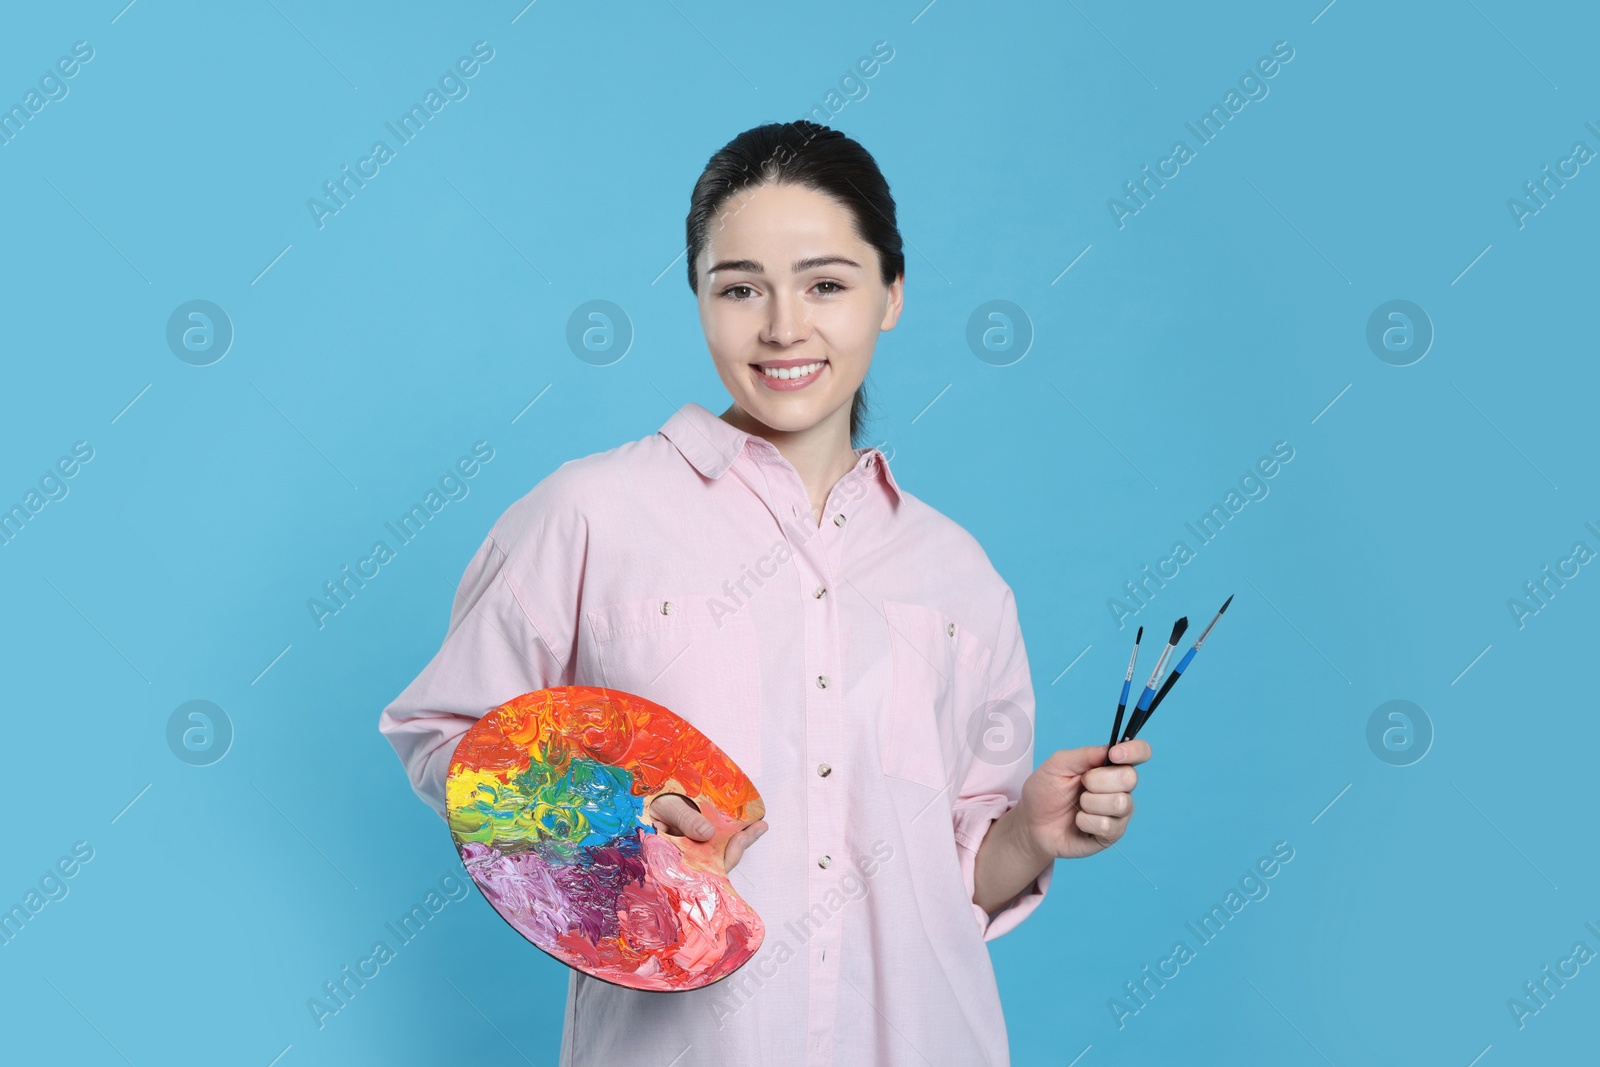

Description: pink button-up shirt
[379,401,1051,1066]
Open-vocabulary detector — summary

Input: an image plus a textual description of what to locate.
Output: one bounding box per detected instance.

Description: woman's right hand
[648,793,769,871]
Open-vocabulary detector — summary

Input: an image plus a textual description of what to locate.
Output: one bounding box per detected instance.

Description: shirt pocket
[880,600,994,792]
[585,593,763,779]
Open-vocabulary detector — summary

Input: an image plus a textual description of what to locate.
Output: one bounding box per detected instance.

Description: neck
[720,402,858,518]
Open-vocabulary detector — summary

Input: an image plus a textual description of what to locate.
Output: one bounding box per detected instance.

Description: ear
[879,274,905,331]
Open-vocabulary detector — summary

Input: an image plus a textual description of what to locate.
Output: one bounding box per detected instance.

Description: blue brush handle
[1126,648,1199,741]
[1107,679,1134,752]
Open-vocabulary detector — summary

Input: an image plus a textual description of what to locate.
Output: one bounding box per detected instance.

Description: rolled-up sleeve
[378,482,585,819]
[950,585,1052,941]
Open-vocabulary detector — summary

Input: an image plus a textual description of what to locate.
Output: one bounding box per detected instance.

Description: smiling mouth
[751,359,829,390]
[756,360,827,380]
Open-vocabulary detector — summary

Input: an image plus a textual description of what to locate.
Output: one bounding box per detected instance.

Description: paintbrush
[1119,616,1187,744]
[1106,627,1142,757]
[1125,595,1232,741]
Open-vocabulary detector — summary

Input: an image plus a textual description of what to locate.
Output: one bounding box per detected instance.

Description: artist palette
[445,685,766,991]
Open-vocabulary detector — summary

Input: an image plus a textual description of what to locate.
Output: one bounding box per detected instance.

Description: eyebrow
[706,254,863,277]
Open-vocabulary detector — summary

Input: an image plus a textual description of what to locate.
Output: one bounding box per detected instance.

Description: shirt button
[816,675,828,689]
[947,622,956,636]
[661,601,674,615]
[813,586,827,599]
[818,855,832,869]
[833,513,846,526]
[817,762,832,777]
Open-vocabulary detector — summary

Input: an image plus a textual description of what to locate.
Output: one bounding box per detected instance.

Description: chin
[740,396,838,434]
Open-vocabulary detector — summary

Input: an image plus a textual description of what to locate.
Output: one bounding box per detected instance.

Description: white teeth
[760,361,824,380]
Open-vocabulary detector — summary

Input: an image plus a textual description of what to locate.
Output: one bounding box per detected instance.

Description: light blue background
[2,1,1595,1064]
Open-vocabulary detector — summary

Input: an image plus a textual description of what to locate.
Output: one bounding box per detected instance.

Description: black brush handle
[1128,650,1196,741]
[1124,690,1170,741]
[1147,666,1183,717]
[1108,704,1126,750]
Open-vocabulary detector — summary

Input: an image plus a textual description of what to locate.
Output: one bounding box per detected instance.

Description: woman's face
[696,181,903,437]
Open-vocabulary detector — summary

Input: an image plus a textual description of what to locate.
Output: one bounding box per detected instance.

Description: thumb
[649,793,714,840]
[1039,743,1111,779]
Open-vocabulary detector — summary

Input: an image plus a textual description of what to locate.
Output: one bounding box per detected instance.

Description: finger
[1075,810,1127,842]
[1078,791,1134,818]
[650,794,714,839]
[1040,744,1115,778]
[729,825,771,857]
[1108,740,1151,766]
[724,820,769,870]
[1082,765,1138,794]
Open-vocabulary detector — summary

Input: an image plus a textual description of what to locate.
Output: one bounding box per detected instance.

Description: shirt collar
[659,402,903,504]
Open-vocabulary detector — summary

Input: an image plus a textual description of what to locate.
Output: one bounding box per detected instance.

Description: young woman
[379,120,1150,1066]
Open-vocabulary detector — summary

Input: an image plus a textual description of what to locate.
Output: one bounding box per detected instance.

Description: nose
[762,288,810,346]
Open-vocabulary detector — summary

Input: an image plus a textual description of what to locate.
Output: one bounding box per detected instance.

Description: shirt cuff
[952,797,1054,942]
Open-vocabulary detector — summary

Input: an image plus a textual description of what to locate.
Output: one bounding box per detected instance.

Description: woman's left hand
[1018,740,1151,861]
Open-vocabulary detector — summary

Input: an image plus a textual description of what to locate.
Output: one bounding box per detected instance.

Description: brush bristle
[1220,594,1233,613]
[1135,626,1143,642]
[1169,617,1189,644]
